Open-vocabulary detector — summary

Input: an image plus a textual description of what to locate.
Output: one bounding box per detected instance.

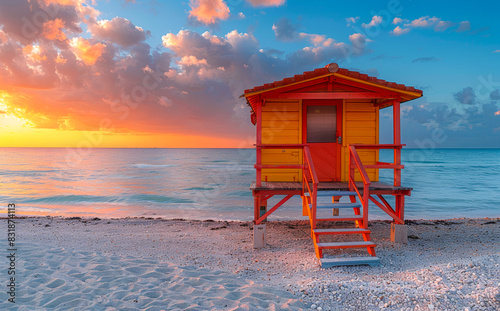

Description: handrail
[349,144,404,186]
[303,146,318,228]
[349,146,371,185]
[349,145,371,230]
[303,146,318,185]
[349,143,407,228]
[350,144,405,149]
[254,143,318,228]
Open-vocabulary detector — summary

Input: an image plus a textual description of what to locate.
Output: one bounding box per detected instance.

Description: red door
[303,100,342,182]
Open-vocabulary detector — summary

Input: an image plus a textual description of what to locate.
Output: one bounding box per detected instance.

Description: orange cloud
[42,0,82,5]
[42,18,66,41]
[23,45,47,62]
[0,30,6,44]
[70,37,105,65]
[189,0,229,25]
[56,54,67,64]
[178,55,208,67]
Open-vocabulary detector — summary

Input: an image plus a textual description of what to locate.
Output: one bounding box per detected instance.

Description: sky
[0,0,499,148]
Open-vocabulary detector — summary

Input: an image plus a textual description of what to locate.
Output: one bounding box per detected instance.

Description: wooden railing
[348,146,371,229]
[350,144,405,187]
[349,144,406,228]
[255,144,318,227]
[303,145,318,229]
[256,143,405,228]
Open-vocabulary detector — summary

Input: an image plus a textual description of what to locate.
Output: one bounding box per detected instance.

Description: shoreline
[2,215,499,221]
[1,217,499,310]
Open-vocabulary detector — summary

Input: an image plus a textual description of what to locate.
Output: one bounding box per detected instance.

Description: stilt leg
[367,246,376,256]
[260,199,268,222]
[253,192,260,223]
[253,224,266,248]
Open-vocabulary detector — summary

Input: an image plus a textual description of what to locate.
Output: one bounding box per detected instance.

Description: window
[306,105,336,143]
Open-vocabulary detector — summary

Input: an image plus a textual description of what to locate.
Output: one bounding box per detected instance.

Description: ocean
[0,148,499,220]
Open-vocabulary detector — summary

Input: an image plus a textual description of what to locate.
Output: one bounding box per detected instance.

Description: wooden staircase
[305,190,380,268]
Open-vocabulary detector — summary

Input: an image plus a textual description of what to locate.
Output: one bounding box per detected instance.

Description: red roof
[243,63,422,125]
[244,63,423,95]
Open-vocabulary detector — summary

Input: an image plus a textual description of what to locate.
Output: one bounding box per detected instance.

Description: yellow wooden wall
[261,99,303,182]
[340,100,379,182]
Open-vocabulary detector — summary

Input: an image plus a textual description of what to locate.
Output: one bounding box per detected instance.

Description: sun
[0,91,35,130]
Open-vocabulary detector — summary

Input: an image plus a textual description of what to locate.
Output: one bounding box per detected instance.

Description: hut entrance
[303,99,342,182]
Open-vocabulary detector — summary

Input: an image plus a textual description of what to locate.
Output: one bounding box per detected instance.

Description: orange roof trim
[243,63,423,125]
[244,63,423,96]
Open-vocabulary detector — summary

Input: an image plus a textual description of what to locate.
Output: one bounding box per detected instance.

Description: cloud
[391,26,410,36]
[392,17,408,25]
[493,50,500,53]
[42,18,67,41]
[406,16,440,28]
[272,17,301,42]
[490,90,500,100]
[412,57,440,63]
[391,16,470,35]
[456,21,471,33]
[246,0,286,6]
[0,0,371,145]
[188,0,230,25]
[259,48,284,57]
[272,17,368,55]
[362,15,383,29]
[346,16,359,26]
[406,16,454,32]
[348,33,366,53]
[237,12,245,19]
[299,33,326,46]
[69,37,106,65]
[272,18,328,46]
[454,87,476,105]
[89,17,149,47]
[404,99,500,147]
[178,55,208,67]
[0,0,94,44]
[434,20,455,32]
[469,27,489,35]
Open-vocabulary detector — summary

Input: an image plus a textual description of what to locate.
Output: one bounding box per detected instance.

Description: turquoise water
[0,148,499,220]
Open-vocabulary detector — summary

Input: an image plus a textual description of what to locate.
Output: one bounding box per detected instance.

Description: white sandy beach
[1,217,499,310]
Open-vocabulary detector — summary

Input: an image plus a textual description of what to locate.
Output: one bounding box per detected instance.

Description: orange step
[316,241,376,250]
[313,228,370,235]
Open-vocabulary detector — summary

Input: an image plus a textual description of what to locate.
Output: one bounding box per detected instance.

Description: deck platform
[250,181,412,193]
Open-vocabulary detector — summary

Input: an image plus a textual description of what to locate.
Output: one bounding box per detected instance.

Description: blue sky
[0,0,498,147]
[97,0,500,147]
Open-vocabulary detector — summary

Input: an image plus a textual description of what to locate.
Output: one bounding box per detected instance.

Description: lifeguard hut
[243,63,423,267]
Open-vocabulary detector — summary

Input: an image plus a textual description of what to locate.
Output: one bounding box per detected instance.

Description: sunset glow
[0,1,499,148]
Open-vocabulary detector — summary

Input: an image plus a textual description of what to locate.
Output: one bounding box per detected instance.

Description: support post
[302,196,309,216]
[391,194,407,243]
[253,224,266,248]
[259,199,268,222]
[253,193,260,223]
[390,223,408,244]
[256,99,262,187]
[393,99,401,187]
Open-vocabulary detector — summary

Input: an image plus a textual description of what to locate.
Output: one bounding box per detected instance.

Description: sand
[1,217,499,310]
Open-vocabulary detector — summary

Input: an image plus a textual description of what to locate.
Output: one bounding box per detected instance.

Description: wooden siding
[341,100,379,182]
[261,99,303,182]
